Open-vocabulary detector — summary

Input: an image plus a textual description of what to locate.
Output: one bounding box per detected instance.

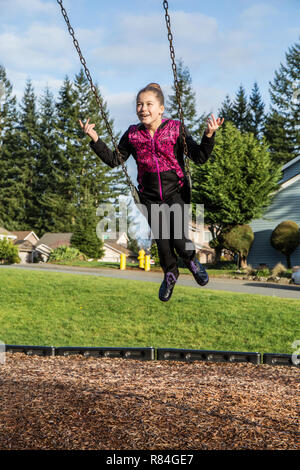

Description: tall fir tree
[165,59,206,135]
[11,79,40,230]
[55,75,80,230]
[70,188,105,259]
[231,85,253,133]
[249,82,265,139]
[34,86,66,235]
[165,59,208,188]
[0,65,22,229]
[264,40,300,165]
[74,69,129,215]
[218,94,235,124]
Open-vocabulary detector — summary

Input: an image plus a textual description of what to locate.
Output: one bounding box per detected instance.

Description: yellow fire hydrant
[138,249,145,269]
[120,253,126,270]
[144,255,151,272]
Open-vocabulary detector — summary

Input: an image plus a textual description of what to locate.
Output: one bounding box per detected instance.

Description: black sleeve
[89,128,133,168]
[180,124,215,165]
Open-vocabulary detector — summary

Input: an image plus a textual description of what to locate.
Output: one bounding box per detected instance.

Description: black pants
[138,189,196,276]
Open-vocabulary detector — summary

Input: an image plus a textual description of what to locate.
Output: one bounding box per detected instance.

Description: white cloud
[240,3,278,28]
[0,22,105,78]
[1,0,57,18]
[91,11,219,67]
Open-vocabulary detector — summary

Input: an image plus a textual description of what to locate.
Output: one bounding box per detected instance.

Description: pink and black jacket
[90,119,215,202]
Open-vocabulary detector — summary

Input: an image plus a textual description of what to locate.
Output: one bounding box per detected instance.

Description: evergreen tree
[165,59,206,136]
[218,94,235,124]
[55,75,80,230]
[192,122,282,262]
[231,85,252,133]
[74,69,129,211]
[165,59,209,190]
[0,65,21,229]
[70,189,105,259]
[264,40,300,164]
[34,86,66,235]
[18,79,40,229]
[249,82,265,139]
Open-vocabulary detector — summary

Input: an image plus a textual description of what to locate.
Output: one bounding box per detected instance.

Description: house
[188,221,215,264]
[0,226,17,242]
[99,232,138,263]
[247,155,300,269]
[34,231,138,264]
[10,231,39,263]
[34,232,73,262]
[0,228,38,264]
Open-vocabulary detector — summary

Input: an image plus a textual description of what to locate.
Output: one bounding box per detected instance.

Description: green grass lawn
[0,268,299,354]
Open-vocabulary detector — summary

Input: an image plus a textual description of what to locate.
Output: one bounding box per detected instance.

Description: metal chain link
[163,0,191,179]
[56,0,137,198]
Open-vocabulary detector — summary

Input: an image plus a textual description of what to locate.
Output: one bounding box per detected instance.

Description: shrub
[243,264,256,275]
[256,268,270,277]
[270,221,300,269]
[150,242,160,266]
[0,237,21,264]
[48,245,87,262]
[271,262,287,277]
[222,225,254,268]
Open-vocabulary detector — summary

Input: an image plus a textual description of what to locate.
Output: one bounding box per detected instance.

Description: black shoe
[184,257,209,286]
[159,271,178,302]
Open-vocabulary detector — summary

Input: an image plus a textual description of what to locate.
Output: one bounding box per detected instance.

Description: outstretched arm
[205,114,224,137]
[79,118,132,168]
[182,114,224,164]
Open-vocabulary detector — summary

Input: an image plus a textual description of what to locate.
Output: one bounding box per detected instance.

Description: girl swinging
[79,83,223,301]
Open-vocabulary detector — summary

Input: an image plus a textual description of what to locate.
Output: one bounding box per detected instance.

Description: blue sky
[1,0,299,133]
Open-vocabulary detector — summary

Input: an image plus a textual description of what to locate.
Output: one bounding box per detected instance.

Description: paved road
[2,263,300,300]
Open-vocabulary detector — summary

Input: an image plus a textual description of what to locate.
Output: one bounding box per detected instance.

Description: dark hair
[136,83,164,106]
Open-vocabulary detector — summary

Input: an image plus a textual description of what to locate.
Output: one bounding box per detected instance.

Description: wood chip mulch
[0,353,299,450]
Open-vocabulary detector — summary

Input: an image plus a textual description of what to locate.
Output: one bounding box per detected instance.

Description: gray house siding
[247,178,300,268]
[281,158,300,183]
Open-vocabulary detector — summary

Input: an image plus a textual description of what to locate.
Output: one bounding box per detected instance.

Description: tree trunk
[213,246,223,264]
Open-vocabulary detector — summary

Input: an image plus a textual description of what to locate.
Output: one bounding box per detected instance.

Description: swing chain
[163,0,189,169]
[56,0,137,199]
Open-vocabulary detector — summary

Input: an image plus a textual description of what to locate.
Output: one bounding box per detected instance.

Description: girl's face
[136,91,164,128]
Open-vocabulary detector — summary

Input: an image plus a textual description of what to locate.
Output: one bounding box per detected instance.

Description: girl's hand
[79,118,99,143]
[205,114,224,138]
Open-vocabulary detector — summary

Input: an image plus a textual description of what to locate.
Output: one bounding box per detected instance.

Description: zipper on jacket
[148,129,164,201]
[154,154,163,201]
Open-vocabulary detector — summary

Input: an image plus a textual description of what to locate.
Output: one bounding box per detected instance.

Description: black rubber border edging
[4,345,300,367]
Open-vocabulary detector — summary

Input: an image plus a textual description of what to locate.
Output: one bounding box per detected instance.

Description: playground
[0,0,299,453]
[1,353,299,450]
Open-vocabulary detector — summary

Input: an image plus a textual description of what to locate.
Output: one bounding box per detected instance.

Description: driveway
[2,263,300,300]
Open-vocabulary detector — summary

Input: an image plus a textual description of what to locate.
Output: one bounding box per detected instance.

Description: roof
[0,227,16,236]
[35,233,73,249]
[281,155,300,171]
[11,230,39,242]
[104,241,138,257]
